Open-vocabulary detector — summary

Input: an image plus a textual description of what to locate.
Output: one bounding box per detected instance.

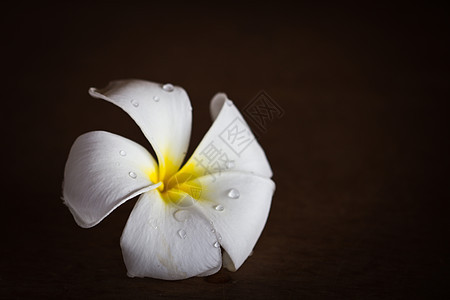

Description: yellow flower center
[157,182,165,192]
[147,158,204,206]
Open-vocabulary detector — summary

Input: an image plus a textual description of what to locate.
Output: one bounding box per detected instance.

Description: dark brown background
[2,2,449,299]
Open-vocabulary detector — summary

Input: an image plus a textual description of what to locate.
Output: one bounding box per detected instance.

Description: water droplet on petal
[162,83,174,92]
[213,241,220,248]
[153,96,160,102]
[211,228,216,233]
[227,188,240,199]
[149,218,158,229]
[174,209,190,222]
[226,100,233,106]
[128,172,137,179]
[177,229,187,239]
[217,233,222,241]
[225,160,235,169]
[131,99,139,107]
[119,150,127,156]
[214,204,224,211]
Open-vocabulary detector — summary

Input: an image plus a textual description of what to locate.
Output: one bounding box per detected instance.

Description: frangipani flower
[63,79,275,280]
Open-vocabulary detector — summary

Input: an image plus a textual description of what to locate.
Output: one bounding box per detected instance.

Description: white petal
[120,191,222,280]
[180,93,272,178]
[89,79,192,180]
[63,131,160,228]
[195,171,275,271]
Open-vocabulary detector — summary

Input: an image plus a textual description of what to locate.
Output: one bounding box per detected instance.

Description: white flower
[63,79,275,280]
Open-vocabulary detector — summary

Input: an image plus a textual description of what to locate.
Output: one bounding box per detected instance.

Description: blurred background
[2,2,448,299]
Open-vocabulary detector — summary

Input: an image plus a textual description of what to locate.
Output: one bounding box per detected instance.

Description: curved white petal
[195,171,275,271]
[63,131,160,228]
[89,79,192,181]
[180,93,272,178]
[120,191,222,280]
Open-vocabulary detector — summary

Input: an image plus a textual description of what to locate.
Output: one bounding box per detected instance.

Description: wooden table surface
[2,2,448,299]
